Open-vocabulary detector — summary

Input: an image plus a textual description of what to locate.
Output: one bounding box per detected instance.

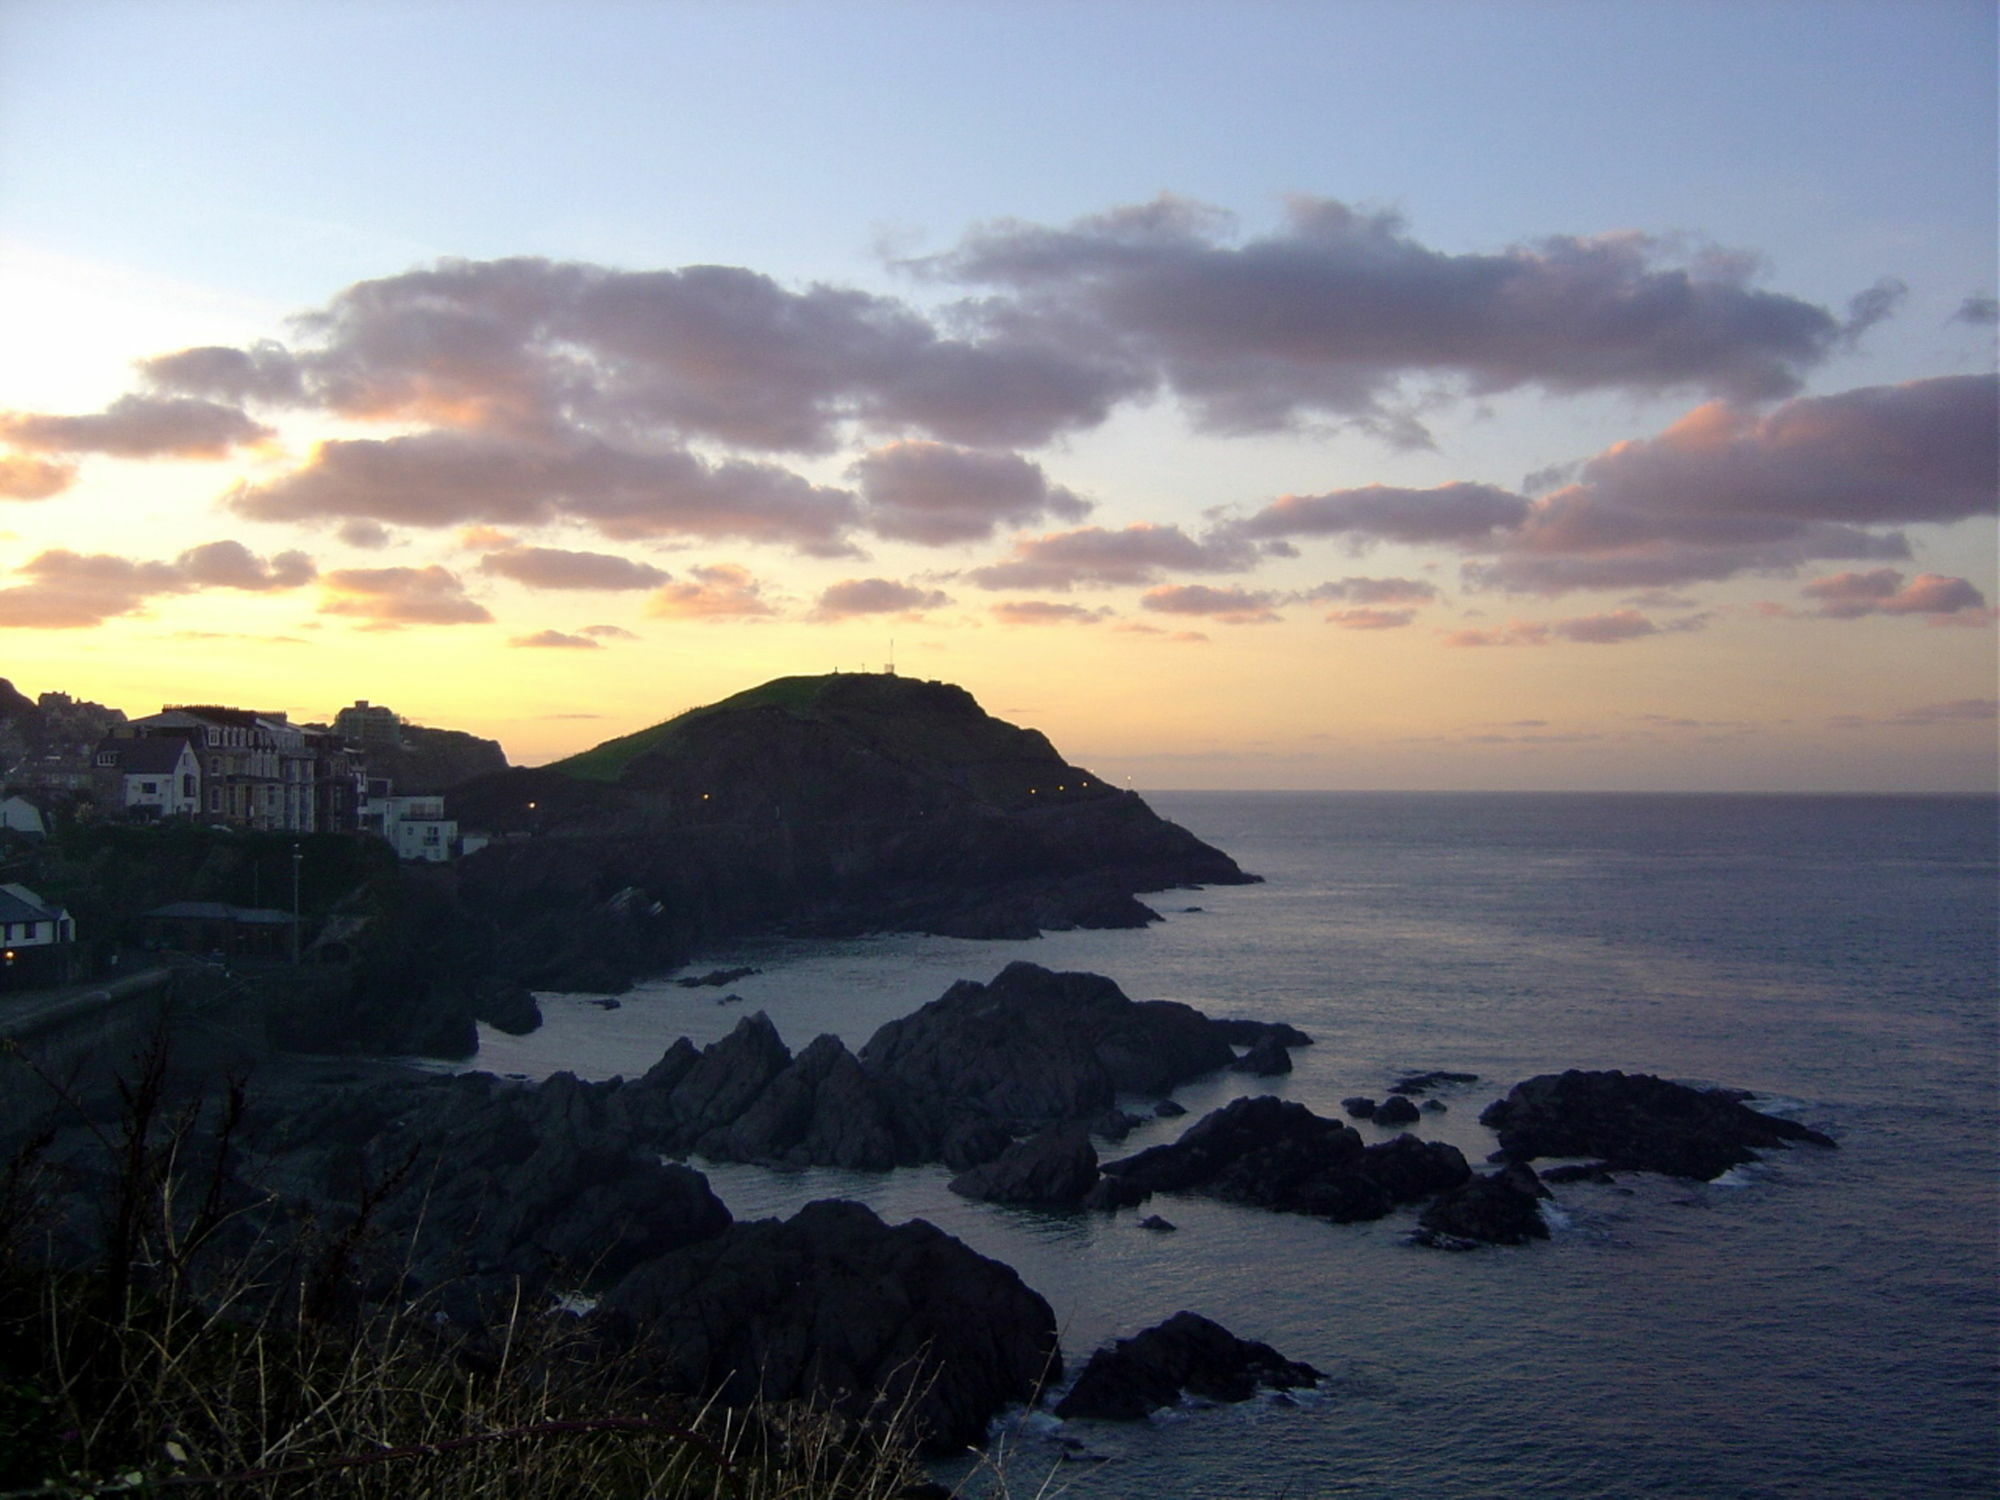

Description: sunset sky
[1,1,1993,791]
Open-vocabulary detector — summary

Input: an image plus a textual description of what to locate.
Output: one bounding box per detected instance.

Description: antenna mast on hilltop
[884,638,896,675]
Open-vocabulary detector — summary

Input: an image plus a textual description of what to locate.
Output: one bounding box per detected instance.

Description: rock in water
[1101,1095,1470,1223]
[1414,1162,1552,1248]
[1053,1311,1319,1420]
[1480,1069,1837,1181]
[949,1121,1100,1207]
[598,1199,1060,1453]
[1372,1095,1421,1127]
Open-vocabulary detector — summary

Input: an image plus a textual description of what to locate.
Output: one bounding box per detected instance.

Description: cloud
[229,430,862,553]
[967,522,1254,591]
[1442,608,1681,646]
[1231,483,1529,547]
[0,541,314,628]
[1949,294,1999,327]
[1303,576,1439,605]
[0,454,77,500]
[811,577,952,620]
[318,565,492,626]
[580,623,639,640]
[991,599,1108,625]
[1838,277,1906,347]
[510,629,601,648]
[0,394,271,458]
[1830,697,1998,729]
[1325,607,1416,630]
[1464,374,1996,593]
[851,441,1089,544]
[1800,569,1988,619]
[477,545,670,590]
[644,563,775,620]
[175,540,316,590]
[1139,583,1281,624]
[337,518,393,549]
[917,195,1846,439]
[457,526,518,551]
[140,341,304,403]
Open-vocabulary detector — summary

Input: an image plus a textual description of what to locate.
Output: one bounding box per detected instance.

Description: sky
[0,0,1993,791]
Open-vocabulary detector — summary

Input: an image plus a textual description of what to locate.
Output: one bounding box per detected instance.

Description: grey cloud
[1949,294,1999,327]
[0,395,271,458]
[920,195,1845,438]
[1839,278,1907,347]
[337,519,394,549]
[140,342,304,404]
[851,441,1089,545]
[581,623,639,639]
[1232,483,1529,547]
[1303,576,1439,605]
[967,523,1254,591]
[230,431,861,553]
[176,540,316,590]
[812,577,952,619]
[478,546,670,590]
[1325,607,1416,630]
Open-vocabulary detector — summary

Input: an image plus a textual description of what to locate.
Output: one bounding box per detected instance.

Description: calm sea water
[460,792,2000,1499]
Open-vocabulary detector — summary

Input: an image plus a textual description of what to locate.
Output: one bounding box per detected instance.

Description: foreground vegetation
[0,1036,948,1500]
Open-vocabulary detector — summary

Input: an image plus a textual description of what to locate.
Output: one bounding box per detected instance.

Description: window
[96,751,118,766]
[182,774,196,798]
[139,781,158,794]
[208,789,221,812]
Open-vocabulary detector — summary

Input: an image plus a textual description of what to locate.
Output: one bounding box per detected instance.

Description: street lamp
[291,842,302,965]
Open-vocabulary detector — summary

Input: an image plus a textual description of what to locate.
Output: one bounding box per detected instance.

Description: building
[370,794,462,861]
[0,883,76,986]
[140,901,297,959]
[333,700,403,749]
[120,706,317,832]
[0,796,45,835]
[91,735,202,820]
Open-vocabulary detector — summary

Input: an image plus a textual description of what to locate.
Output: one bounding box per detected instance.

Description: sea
[453,792,1999,1499]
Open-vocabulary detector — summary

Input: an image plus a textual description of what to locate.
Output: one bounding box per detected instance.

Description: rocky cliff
[449,674,1257,992]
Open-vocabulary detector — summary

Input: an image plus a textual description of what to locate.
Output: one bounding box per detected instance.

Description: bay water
[460,792,1998,1498]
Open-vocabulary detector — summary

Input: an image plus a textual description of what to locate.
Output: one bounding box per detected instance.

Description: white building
[0,796,45,835]
[92,735,202,820]
[374,794,461,862]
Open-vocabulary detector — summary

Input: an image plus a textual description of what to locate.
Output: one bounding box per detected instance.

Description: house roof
[96,737,194,774]
[0,884,62,924]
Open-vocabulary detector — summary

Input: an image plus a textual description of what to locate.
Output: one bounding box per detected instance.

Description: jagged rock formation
[600,1199,1059,1454]
[1053,1311,1320,1421]
[1480,1069,1838,1181]
[1099,1096,1471,1223]
[1413,1162,1553,1249]
[447,674,1258,992]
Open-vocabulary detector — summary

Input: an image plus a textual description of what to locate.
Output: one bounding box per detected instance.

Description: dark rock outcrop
[1231,1033,1293,1076]
[1341,1096,1377,1120]
[1480,1069,1837,1181]
[1390,1069,1479,1096]
[1373,1095,1421,1127]
[1101,1096,1470,1223]
[1052,1311,1319,1421]
[949,1122,1099,1207]
[1211,1019,1315,1049]
[448,674,1258,994]
[858,962,1238,1153]
[1414,1162,1552,1248]
[598,1199,1060,1453]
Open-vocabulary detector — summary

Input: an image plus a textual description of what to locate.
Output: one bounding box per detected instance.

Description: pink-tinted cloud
[0,395,271,458]
[991,600,1108,625]
[0,542,315,628]
[811,577,952,620]
[580,623,639,639]
[477,545,669,590]
[337,518,394,549]
[1468,375,1995,593]
[851,441,1089,544]
[1801,568,1988,619]
[510,629,600,648]
[920,195,1845,438]
[318,565,492,626]
[644,563,775,620]
[1325,607,1416,630]
[968,522,1253,591]
[0,454,77,500]
[1139,583,1281,624]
